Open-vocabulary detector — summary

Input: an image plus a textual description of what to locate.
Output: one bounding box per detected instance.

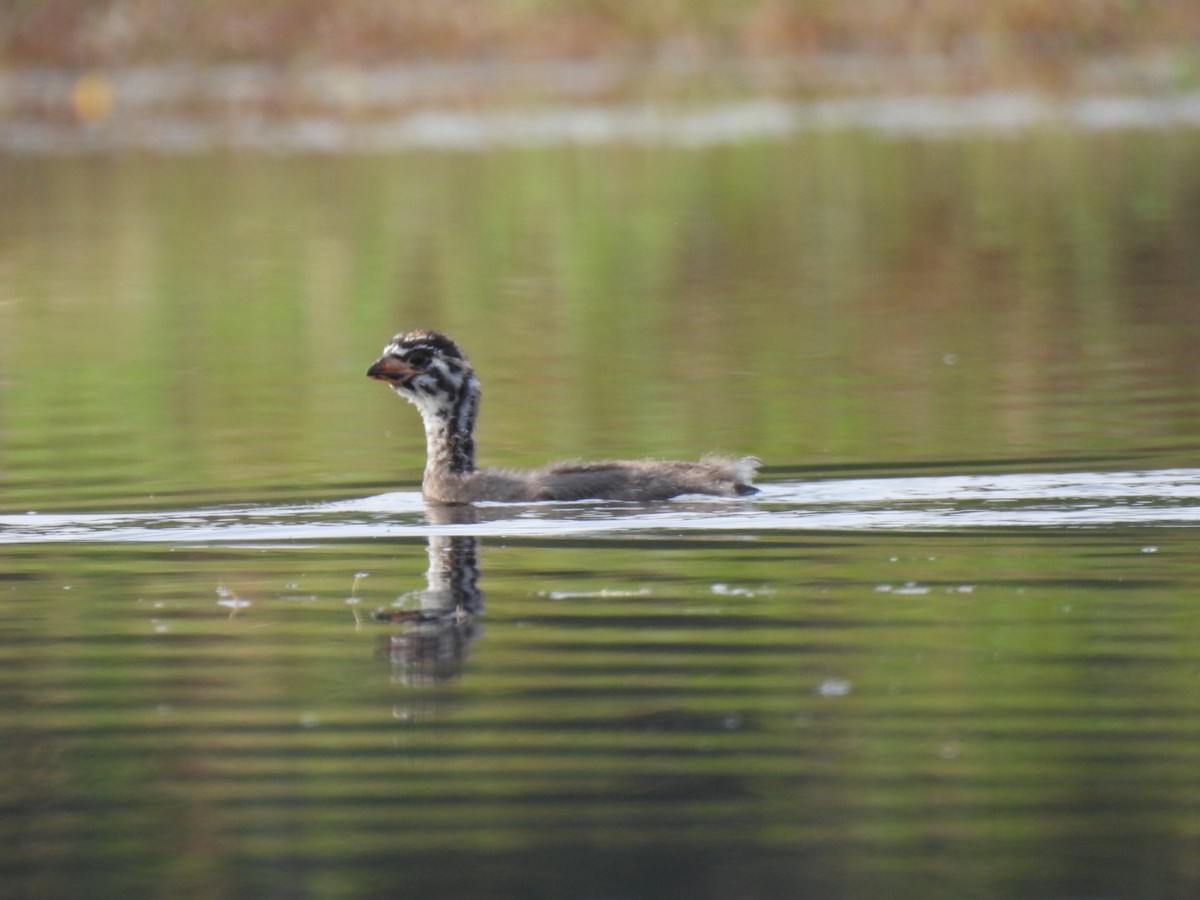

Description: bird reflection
[374,504,483,685]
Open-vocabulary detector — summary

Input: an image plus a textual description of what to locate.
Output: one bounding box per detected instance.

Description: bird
[366,329,761,504]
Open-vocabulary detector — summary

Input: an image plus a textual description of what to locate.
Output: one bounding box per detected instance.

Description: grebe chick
[367,330,760,504]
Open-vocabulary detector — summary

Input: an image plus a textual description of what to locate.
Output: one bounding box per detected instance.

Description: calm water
[4,120,1200,898]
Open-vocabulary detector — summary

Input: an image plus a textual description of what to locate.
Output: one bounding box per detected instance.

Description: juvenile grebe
[367,330,760,503]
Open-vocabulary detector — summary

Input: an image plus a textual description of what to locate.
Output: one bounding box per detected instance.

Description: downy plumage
[367,330,760,503]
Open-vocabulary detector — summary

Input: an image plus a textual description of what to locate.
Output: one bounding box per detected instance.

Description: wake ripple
[2,469,1200,544]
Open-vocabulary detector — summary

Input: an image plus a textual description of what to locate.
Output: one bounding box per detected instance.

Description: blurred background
[5,1,1200,80]
[3,1,1200,148]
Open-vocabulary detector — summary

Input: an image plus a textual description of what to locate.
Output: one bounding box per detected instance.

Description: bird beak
[366,357,414,383]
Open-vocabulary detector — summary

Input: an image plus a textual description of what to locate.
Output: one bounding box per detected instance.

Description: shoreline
[5,89,1200,156]
[4,49,1195,113]
[3,39,1198,155]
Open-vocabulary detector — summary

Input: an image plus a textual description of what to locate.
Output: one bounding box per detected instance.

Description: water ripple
[3,469,1200,544]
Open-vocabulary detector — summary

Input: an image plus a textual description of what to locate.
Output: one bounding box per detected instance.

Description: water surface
[3,123,1200,898]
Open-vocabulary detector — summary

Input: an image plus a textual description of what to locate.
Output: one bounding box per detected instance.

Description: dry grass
[2,0,1198,70]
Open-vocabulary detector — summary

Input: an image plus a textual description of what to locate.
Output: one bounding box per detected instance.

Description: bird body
[367,330,760,504]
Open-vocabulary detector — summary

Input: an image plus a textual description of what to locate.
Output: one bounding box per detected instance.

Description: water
[6,505,1200,898]
[4,121,1200,898]
[4,468,1200,542]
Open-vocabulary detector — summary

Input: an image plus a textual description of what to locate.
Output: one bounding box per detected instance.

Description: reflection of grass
[2,129,1199,514]
[1,1,1198,91]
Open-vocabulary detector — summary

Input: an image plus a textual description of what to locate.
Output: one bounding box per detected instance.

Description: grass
[1,0,1198,94]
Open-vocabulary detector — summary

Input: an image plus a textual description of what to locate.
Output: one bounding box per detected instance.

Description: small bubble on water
[63,585,72,591]
[817,679,852,698]
[942,353,958,365]
[299,713,320,729]
[711,583,759,596]
[938,742,962,760]
[893,582,930,595]
[217,598,250,609]
[722,712,744,730]
[345,596,361,606]
[1141,546,1158,554]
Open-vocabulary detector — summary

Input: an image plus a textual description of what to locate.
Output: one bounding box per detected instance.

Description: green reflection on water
[4,530,1200,897]
[4,127,1200,898]
[2,130,1200,512]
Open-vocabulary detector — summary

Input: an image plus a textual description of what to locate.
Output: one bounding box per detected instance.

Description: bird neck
[418,380,479,484]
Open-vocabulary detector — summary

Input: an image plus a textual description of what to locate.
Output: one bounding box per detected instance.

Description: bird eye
[406,349,432,368]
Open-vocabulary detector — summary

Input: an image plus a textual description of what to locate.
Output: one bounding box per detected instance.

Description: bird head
[367,330,477,420]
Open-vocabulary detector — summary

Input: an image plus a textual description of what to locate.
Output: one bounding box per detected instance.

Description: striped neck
[417,372,479,479]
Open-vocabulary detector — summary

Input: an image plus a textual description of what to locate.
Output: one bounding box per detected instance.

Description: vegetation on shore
[2,2,1197,143]
[2,0,1198,91]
